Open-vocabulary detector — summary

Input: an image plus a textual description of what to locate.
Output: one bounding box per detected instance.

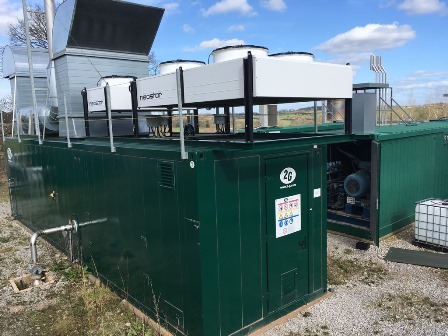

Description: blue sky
[1,0,447,105]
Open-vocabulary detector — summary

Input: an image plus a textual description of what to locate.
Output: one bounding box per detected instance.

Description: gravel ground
[262,228,448,336]
[1,197,447,336]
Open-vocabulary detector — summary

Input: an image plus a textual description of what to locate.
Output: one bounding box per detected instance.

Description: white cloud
[398,0,447,15]
[183,24,195,33]
[261,0,287,12]
[316,23,416,54]
[227,24,245,32]
[163,2,179,11]
[0,0,23,36]
[202,0,256,16]
[186,38,245,51]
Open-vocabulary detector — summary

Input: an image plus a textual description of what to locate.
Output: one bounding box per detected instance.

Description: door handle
[299,240,306,249]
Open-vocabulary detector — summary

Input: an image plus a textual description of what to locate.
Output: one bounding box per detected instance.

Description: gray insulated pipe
[45,0,59,124]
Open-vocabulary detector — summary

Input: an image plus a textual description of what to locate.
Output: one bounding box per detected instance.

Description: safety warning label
[275,194,301,238]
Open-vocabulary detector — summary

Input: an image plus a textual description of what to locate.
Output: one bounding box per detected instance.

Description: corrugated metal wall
[378,132,448,237]
[10,77,48,110]
[55,54,150,137]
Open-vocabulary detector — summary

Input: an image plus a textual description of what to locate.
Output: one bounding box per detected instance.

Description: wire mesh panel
[415,199,448,248]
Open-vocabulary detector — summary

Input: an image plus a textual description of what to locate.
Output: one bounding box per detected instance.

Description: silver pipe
[176,68,187,160]
[105,84,116,153]
[17,109,21,143]
[1,110,4,142]
[12,77,17,137]
[22,0,37,137]
[313,101,318,133]
[44,0,55,60]
[30,222,77,265]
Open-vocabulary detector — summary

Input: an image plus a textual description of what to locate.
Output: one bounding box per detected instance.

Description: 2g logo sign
[280,167,296,185]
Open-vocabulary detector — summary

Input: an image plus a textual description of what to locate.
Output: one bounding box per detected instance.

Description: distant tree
[8,3,48,48]
[1,2,159,77]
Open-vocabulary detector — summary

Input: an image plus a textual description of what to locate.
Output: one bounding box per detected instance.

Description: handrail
[379,97,417,125]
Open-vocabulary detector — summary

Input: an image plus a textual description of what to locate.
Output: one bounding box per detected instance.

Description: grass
[327,256,388,286]
[377,291,448,323]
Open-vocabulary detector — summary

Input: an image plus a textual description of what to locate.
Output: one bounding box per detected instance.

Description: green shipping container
[327,121,448,244]
[5,132,349,335]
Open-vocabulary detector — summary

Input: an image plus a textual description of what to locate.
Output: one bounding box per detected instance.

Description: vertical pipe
[105,84,116,153]
[243,53,254,143]
[12,77,17,137]
[167,108,173,136]
[176,68,187,160]
[44,0,55,60]
[22,0,37,137]
[17,110,21,143]
[1,110,5,142]
[63,93,72,148]
[313,101,318,133]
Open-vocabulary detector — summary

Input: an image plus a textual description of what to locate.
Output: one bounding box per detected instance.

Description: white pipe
[22,0,37,137]
[12,77,17,137]
[44,0,55,60]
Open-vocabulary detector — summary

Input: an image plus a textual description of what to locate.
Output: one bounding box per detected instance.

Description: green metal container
[327,121,448,244]
[5,132,349,335]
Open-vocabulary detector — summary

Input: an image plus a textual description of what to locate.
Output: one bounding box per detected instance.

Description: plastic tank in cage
[415,199,448,247]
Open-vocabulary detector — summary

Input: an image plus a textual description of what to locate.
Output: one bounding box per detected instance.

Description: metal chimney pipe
[44,0,59,122]
[44,0,55,60]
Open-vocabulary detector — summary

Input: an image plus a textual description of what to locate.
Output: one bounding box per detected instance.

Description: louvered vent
[159,161,175,189]
[281,269,297,296]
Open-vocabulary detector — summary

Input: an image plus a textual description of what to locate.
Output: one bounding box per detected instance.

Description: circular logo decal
[280,167,296,184]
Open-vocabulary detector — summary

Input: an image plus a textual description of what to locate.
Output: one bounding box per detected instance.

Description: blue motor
[344,170,370,198]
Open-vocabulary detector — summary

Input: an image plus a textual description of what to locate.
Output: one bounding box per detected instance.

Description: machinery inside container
[327,141,375,238]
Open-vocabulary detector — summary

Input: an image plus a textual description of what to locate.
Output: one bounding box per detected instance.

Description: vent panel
[281,269,297,297]
[159,162,175,189]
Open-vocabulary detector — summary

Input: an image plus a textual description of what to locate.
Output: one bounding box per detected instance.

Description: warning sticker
[275,194,301,238]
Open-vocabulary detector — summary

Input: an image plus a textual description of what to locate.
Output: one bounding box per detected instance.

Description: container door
[370,141,380,246]
[265,155,309,313]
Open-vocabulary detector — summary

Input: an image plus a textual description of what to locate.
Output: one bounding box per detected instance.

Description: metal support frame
[243,52,254,143]
[130,80,140,138]
[12,77,17,137]
[344,98,352,134]
[224,106,231,134]
[81,88,90,137]
[193,108,199,134]
[105,84,116,153]
[167,108,173,136]
[176,68,188,160]
[313,101,318,133]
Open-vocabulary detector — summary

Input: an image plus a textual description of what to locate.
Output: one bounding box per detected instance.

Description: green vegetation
[327,256,388,286]
[377,291,448,323]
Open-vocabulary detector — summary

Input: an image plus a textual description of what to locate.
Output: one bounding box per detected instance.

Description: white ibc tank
[159,60,205,75]
[269,51,314,62]
[212,45,269,63]
[415,199,448,248]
